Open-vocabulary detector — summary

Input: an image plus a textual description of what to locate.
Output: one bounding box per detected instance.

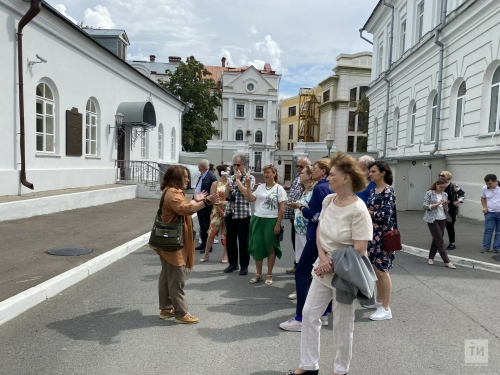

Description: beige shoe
[159,309,175,320]
[174,313,199,324]
[428,259,434,265]
[445,262,457,269]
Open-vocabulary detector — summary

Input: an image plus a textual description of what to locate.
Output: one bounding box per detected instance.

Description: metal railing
[115,160,162,191]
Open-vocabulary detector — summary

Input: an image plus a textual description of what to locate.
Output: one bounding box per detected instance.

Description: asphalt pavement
[0,219,499,375]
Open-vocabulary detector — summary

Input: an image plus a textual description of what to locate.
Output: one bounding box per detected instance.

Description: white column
[228,97,233,140]
[267,100,273,164]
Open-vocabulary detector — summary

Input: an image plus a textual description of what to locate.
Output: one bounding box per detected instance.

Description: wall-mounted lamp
[27,54,47,66]
[108,113,124,134]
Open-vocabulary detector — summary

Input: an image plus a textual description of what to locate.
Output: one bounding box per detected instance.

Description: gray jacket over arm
[330,246,377,305]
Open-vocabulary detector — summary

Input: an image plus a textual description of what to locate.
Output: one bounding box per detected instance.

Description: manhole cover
[492,255,500,263]
[46,247,93,256]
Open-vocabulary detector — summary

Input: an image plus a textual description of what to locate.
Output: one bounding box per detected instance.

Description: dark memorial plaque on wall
[66,107,82,156]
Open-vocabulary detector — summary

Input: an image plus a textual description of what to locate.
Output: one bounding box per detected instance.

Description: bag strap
[158,188,169,216]
[380,187,398,231]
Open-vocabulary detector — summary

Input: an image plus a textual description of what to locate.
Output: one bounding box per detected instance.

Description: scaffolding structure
[297,87,320,142]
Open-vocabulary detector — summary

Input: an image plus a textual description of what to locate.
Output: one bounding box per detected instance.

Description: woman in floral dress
[200,165,230,263]
[365,161,397,321]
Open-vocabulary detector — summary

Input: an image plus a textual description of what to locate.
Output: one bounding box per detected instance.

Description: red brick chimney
[150,55,156,62]
[221,57,226,67]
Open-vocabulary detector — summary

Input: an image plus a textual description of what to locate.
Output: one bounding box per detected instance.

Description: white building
[1,0,185,196]
[362,0,500,219]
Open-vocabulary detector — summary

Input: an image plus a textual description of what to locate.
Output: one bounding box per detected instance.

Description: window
[373,118,378,151]
[350,88,357,107]
[36,82,55,152]
[288,124,293,139]
[359,86,369,100]
[288,106,296,117]
[430,94,438,142]
[284,164,292,181]
[454,82,466,138]
[158,124,164,159]
[410,104,416,144]
[140,130,148,159]
[418,2,425,40]
[489,66,500,133]
[171,128,175,160]
[378,44,384,74]
[356,136,367,152]
[236,104,244,117]
[401,21,407,55]
[358,115,368,133]
[347,136,355,152]
[255,105,264,118]
[236,129,244,141]
[85,99,97,156]
[349,112,356,131]
[254,151,262,172]
[247,83,255,92]
[323,90,330,103]
[255,130,263,143]
[395,110,400,146]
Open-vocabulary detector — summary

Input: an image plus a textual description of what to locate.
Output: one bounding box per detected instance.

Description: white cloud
[84,5,116,29]
[126,52,148,61]
[249,25,257,35]
[247,59,265,70]
[253,35,285,73]
[54,4,77,24]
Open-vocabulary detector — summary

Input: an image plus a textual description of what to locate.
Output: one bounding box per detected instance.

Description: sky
[47,0,380,99]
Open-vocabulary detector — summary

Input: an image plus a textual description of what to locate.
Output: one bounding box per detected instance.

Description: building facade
[1,0,185,196]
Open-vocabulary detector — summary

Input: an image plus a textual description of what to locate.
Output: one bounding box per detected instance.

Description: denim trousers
[483,212,500,251]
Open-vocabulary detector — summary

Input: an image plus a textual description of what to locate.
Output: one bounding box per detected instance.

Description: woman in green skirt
[245,164,287,285]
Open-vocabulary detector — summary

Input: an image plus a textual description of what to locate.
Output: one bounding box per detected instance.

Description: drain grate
[46,247,93,256]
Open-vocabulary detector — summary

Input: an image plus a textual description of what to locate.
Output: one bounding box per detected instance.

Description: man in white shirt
[481,174,500,253]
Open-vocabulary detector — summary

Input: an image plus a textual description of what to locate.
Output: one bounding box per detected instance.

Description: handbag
[279,225,284,242]
[381,199,402,252]
[148,188,184,251]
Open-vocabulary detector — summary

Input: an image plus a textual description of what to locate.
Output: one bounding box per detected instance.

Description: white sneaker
[287,292,297,300]
[198,237,202,244]
[369,306,392,321]
[320,315,328,326]
[279,317,302,331]
[363,301,382,309]
[213,239,219,244]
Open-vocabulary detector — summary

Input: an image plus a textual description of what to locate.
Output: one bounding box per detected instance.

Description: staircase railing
[115,160,162,191]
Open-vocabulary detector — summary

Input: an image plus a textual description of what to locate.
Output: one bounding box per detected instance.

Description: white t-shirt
[435,193,447,220]
[313,194,373,289]
[252,183,288,218]
[482,185,500,213]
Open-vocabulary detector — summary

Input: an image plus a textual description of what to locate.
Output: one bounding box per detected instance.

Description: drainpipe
[359,28,373,45]
[17,0,41,190]
[381,0,394,159]
[430,0,448,156]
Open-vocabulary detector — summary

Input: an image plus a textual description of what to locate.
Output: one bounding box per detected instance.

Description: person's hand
[194,191,207,202]
[226,183,233,192]
[274,223,281,235]
[483,207,488,214]
[443,200,449,207]
[314,255,333,277]
[235,169,242,180]
[287,202,300,209]
[206,193,219,204]
[453,201,460,206]
[245,174,251,185]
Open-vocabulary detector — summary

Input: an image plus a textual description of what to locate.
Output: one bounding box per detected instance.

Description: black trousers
[445,208,457,243]
[225,214,250,269]
[197,206,212,247]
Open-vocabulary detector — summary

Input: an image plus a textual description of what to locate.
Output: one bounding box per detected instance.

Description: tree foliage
[355,95,370,152]
[159,58,222,152]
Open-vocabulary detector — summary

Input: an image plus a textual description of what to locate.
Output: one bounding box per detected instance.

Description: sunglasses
[233,164,241,167]
[438,174,445,177]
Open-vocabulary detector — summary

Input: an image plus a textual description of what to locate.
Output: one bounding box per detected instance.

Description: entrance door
[254,152,262,173]
[117,128,126,180]
[407,162,432,210]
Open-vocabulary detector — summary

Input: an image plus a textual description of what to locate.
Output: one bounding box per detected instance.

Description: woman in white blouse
[286,152,373,375]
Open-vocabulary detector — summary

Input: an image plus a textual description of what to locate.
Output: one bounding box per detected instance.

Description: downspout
[359,28,373,45]
[17,0,41,190]
[430,0,448,156]
[381,0,394,159]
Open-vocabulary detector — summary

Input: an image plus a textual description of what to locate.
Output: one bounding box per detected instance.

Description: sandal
[221,257,228,264]
[249,274,262,284]
[199,255,210,263]
[265,275,273,286]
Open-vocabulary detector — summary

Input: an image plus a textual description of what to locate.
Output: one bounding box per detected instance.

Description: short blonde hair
[330,152,368,193]
[262,164,279,183]
[441,171,452,181]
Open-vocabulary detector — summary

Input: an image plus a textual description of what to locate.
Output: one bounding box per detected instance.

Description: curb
[402,245,500,274]
[0,232,150,327]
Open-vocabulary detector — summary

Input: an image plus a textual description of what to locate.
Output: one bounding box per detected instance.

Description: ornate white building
[362,0,500,219]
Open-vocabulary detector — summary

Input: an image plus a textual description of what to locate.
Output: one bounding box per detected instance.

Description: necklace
[335,194,355,204]
[265,183,276,190]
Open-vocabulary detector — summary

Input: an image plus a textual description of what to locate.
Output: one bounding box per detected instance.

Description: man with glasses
[224,154,255,275]
[283,157,311,274]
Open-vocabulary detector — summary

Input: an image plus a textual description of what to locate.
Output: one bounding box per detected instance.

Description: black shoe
[239,268,248,275]
[199,247,212,253]
[224,265,239,273]
[286,370,319,375]
[195,245,205,250]
[446,244,456,250]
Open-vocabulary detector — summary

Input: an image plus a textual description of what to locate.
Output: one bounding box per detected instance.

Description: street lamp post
[326,134,334,158]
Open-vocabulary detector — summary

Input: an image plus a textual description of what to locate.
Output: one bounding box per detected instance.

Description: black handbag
[148,188,184,251]
[279,225,284,242]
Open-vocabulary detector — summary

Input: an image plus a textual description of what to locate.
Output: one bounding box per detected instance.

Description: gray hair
[233,153,249,166]
[298,157,311,165]
[199,159,210,169]
[358,155,375,167]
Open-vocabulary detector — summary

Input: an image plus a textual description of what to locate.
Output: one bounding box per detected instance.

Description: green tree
[355,95,370,152]
[159,57,222,152]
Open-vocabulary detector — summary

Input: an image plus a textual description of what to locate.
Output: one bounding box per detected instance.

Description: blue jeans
[483,212,500,251]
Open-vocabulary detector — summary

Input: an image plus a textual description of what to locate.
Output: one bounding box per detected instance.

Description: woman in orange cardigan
[150,165,218,324]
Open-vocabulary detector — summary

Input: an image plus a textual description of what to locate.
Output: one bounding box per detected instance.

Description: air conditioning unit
[246,130,252,136]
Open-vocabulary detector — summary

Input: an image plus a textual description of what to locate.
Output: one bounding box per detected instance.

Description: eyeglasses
[438,174,445,177]
[233,164,241,167]
[296,165,304,169]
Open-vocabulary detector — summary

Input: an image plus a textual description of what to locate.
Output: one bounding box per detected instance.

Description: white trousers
[300,279,355,374]
[295,233,307,263]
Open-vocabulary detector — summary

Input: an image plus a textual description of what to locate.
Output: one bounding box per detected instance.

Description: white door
[407,162,432,210]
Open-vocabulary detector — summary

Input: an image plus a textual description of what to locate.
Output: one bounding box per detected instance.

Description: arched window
[236,129,243,141]
[255,130,263,143]
[171,128,176,160]
[430,94,438,142]
[394,109,400,147]
[85,99,98,156]
[410,103,416,144]
[158,124,164,159]
[36,82,55,152]
[455,82,466,138]
[489,66,500,133]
